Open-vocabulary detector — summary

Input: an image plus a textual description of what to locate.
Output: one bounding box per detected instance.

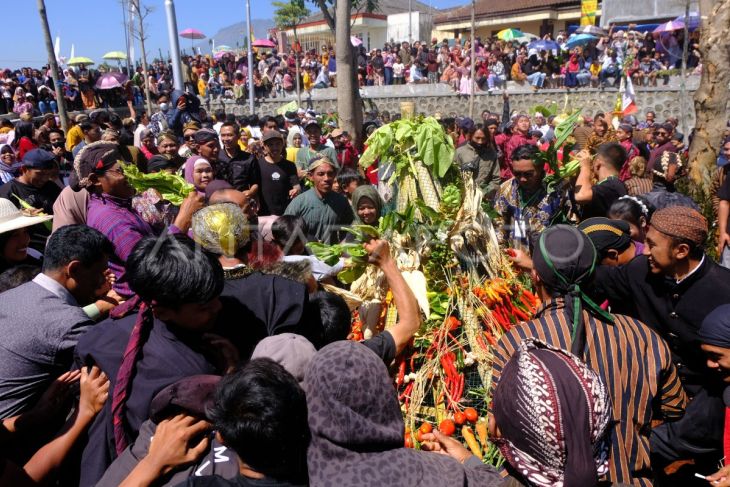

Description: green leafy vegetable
[553,109,582,149]
[121,164,194,205]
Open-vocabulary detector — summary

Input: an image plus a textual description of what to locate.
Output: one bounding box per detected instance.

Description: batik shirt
[493,178,562,249]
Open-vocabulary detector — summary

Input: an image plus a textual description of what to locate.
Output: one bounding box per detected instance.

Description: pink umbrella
[95,72,129,90]
[180,28,206,40]
[180,28,206,55]
[252,39,276,48]
[213,50,234,60]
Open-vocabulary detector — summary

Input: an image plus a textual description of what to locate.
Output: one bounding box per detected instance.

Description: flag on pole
[580,0,598,26]
[619,75,637,116]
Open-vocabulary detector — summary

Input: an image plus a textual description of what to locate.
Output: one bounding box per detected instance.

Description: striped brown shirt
[491,298,687,486]
[625,177,654,196]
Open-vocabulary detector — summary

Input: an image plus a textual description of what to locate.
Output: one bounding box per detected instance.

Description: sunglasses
[513,171,536,178]
[184,134,196,140]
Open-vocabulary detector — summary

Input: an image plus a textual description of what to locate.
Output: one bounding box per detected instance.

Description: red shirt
[17,137,37,162]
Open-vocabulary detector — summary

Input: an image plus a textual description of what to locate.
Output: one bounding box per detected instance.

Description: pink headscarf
[184,155,212,195]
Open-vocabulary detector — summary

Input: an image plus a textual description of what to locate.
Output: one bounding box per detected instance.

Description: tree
[334,0,364,148]
[36,0,69,133]
[688,0,730,193]
[128,0,154,117]
[313,0,378,149]
[273,0,310,107]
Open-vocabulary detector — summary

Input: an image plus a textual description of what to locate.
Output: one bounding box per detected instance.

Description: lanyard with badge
[514,187,541,241]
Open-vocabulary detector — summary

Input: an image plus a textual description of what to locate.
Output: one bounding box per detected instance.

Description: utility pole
[408,0,413,43]
[37,0,68,133]
[246,0,255,114]
[121,0,132,74]
[679,0,690,143]
[468,0,475,118]
[164,0,184,91]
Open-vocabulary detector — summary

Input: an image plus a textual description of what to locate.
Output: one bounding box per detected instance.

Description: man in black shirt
[218,122,258,195]
[574,142,627,220]
[257,130,300,216]
[0,149,61,251]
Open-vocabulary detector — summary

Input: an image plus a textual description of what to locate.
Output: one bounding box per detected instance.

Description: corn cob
[396,181,408,212]
[384,303,398,331]
[415,162,440,210]
[405,173,418,206]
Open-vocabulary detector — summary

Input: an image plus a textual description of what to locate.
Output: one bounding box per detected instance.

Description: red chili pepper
[399,381,414,402]
[396,359,406,387]
[505,248,517,258]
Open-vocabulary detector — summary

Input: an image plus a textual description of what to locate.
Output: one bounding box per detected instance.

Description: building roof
[434,0,579,25]
[302,0,439,25]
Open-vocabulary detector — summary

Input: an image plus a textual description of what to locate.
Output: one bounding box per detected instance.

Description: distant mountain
[192,19,275,54]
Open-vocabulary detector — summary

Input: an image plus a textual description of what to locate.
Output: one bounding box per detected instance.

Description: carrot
[475,419,488,449]
[462,426,482,459]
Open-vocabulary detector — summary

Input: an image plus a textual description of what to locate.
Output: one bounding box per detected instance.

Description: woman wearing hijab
[491,339,613,487]
[184,155,214,196]
[137,129,157,160]
[0,144,18,184]
[305,340,502,486]
[351,184,383,225]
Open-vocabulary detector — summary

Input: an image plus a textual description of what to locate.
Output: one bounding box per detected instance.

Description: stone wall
[208,79,719,128]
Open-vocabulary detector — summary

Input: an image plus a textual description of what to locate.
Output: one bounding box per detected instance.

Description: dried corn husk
[321,283,363,312]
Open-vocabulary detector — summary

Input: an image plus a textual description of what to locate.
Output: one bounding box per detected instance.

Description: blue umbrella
[674,12,701,30]
[528,39,560,52]
[565,33,598,49]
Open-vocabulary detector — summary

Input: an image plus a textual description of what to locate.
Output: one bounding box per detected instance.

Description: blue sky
[4,0,466,68]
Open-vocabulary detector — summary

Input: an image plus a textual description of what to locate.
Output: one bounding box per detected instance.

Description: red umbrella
[180,28,206,55]
[252,39,276,48]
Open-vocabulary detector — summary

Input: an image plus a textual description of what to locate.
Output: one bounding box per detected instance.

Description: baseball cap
[250,333,316,385]
[261,129,284,143]
[22,149,56,169]
[330,128,344,138]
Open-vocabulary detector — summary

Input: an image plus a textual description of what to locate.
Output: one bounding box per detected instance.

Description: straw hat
[0,198,52,235]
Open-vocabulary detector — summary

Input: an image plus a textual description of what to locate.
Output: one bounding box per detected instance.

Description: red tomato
[405,435,414,448]
[419,422,433,434]
[464,407,478,423]
[454,412,466,425]
[439,419,456,436]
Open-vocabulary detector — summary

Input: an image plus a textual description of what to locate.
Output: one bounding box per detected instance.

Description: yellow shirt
[590,63,601,77]
[198,79,207,97]
[286,147,300,162]
[66,124,84,152]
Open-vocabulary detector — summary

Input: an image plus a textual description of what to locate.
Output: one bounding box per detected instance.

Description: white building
[281,0,437,53]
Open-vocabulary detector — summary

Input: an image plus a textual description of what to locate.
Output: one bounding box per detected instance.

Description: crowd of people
[0,73,730,487]
[0,23,700,119]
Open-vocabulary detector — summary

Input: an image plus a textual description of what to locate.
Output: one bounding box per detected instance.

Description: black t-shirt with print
[256,157,299,216]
